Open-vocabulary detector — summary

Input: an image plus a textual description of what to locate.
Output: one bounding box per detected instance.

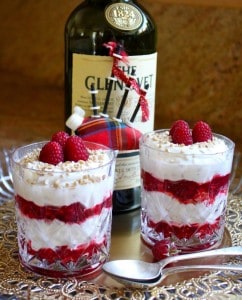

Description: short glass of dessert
[11,141,116,278]
[139,129,235,253]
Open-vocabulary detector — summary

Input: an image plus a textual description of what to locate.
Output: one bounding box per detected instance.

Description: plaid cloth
[75,117,141,150]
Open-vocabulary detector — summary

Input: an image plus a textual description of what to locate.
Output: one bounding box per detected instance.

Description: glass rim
[140,129,235,156]
[11,140,117,173]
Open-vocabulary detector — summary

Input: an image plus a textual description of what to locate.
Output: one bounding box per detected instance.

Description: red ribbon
[112,65,130,85]
[103,41,129,64]
[103,41,150,122]
[139,94,149,122]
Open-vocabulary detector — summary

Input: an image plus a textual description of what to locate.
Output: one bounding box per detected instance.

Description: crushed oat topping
[20,149,110,171]
[146,131,228,154]
[18,148,112,187]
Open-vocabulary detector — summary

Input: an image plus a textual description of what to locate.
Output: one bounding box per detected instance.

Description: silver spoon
[108,264,242,288]
[103,246,242,283]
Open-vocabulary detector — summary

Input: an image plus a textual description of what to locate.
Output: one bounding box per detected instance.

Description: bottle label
[115,150,140,190]
[72,52,157,133]
[105,3,143,31]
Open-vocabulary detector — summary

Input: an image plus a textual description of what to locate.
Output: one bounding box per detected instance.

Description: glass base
[17,221,111,278]
[141,212,226,253]
[20,256,104,279]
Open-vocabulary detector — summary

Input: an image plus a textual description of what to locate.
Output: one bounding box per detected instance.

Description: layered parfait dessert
[140,120,234,253]
[11,132,116,278]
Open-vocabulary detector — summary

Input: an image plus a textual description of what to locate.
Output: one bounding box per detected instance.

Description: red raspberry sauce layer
[147,216,222,240]
[141,170,230,204]
[24,239,107,265]
[19,238,108,278]
[15,194,112,223]
[142,214,224,251]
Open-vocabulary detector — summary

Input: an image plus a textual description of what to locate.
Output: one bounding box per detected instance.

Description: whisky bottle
[65,0,157,213]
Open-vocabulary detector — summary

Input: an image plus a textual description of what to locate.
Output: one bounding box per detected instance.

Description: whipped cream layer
[140,131,233,182]
[142,191,226,224]
[12,148,115,207]
[16,207,111,250]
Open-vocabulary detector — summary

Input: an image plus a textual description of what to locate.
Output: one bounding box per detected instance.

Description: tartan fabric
[75,117,141,150]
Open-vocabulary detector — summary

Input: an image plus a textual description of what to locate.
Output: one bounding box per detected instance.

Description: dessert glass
[140,130,235,253]
[11,141,117,278]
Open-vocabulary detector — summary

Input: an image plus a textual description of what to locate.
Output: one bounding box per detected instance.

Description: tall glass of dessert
[140,128,235,253]
[11,141,116,278]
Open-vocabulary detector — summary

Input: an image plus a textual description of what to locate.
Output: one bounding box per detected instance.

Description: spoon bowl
[103,246,242,283]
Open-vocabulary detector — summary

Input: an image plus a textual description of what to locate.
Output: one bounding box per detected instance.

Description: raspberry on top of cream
[18,147,113,188]
[14,132,115,188]
[146,130,229,155]
[21,147,112,173]
[141,130,232,182]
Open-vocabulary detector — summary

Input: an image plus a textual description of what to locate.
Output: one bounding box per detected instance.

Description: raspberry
[152,239,179,261]
[51,131,69,148]
[64,135,89,162]
[192,121,212,143]
[171,121,193,145]
[169,120,189,136]
[39,141,64,165]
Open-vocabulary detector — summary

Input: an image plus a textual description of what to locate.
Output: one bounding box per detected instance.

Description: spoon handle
[158,265,242,286]
[162,264,242,279]
[159,246,242,267]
